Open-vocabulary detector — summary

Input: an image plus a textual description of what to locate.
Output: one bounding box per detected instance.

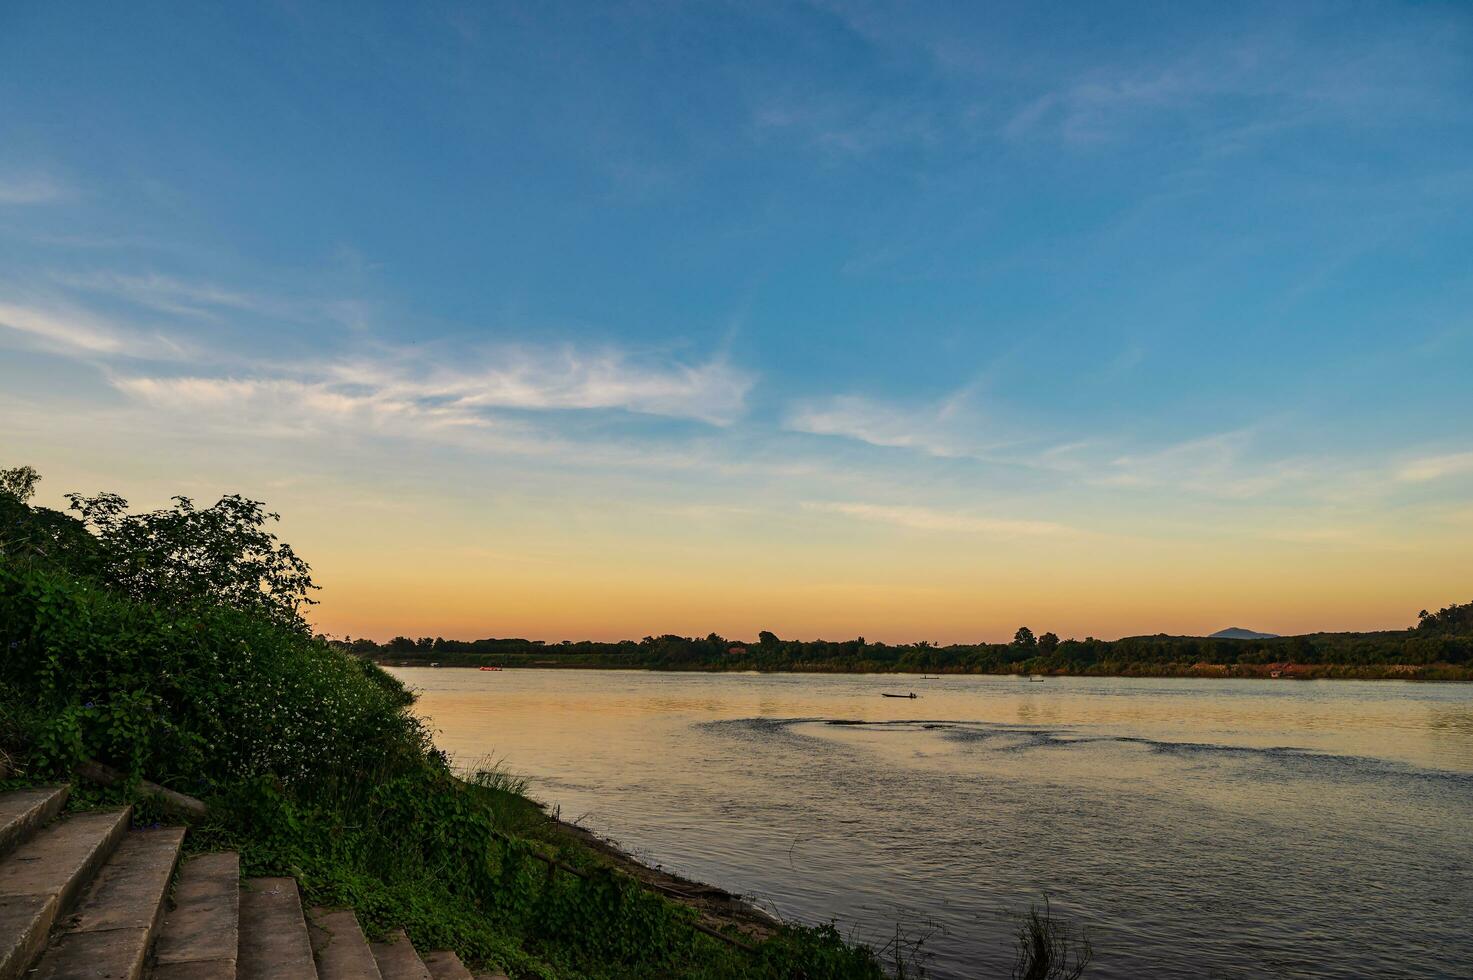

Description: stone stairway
[0,786,508,980]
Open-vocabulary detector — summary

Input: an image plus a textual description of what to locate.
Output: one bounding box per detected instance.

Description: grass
[1012,898,1092,980]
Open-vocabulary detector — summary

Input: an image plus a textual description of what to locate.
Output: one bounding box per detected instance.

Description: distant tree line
[333,605,1473,680]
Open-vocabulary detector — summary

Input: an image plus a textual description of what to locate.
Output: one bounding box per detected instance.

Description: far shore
[379,660,1473,682]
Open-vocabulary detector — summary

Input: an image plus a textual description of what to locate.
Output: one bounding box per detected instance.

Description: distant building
[728,646,748,655]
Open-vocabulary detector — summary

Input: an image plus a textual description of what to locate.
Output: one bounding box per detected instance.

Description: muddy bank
[549,817,783,943]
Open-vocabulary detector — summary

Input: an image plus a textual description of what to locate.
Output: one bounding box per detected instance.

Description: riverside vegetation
[0,465,914,979]
[352,617,1473,681]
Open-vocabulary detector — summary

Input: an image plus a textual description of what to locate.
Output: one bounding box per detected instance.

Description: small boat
[1028,674,1046,682]
[479,666,502,671]
[881,692,918,699]
[921,675,941,680]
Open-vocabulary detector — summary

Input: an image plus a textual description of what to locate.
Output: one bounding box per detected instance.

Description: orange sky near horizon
[298,500,1462,644]
[9,393,1472,646]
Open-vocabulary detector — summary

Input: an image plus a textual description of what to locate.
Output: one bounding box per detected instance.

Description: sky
[3,1,1473,643]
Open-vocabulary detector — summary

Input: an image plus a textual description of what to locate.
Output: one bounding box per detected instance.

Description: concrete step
[239,878,317,980]
[0,786,70,860]
[308,908,382,980]
[152,851,240,980]
[421,950,473,980]
[369,929,430,980]
[0,806,131,980]
[27,826,186,980]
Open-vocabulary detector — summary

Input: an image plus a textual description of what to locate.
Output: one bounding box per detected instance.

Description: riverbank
[375,657,1473,682]
[549,815,782,943]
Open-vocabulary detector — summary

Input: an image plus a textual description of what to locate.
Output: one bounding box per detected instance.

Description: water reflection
[1428,703,1473,737]
[395,670,1473,979]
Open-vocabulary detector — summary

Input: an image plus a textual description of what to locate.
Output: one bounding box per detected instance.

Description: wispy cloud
[326,347,754,426]
[5,269,754,427]
[785,385,989,458]
[1005,58,1251,146]
[52,271,265,319]
[0,298,189,359]
[806,501,1076,538]
[1259,527,1356,545]
[113,345,755,433]
[0,300,126,353]
[1397,451,1473,483]
[787,393,1327,504]
[110,374,513,443]
[0,174,70,205]
[50,269,381,333]
[1096,430,1318,500]
[751,96,942,157]
[1004,24,1465,148]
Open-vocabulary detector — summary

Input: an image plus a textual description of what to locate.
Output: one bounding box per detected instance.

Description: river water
[389,668,1472,979]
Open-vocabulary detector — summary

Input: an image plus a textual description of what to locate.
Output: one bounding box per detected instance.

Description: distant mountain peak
[1209,627,1279,640]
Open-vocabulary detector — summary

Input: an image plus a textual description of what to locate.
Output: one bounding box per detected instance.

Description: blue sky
[3,1,1472,640]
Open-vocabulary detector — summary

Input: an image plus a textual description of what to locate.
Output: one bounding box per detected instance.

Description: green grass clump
[1012,899,1091,980]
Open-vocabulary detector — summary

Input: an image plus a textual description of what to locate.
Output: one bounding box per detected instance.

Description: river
[388,668,1472,979]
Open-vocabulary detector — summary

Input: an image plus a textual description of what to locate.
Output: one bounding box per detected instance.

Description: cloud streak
[326,346,754,426]
[1397,451,1473,483]
[0,294,200,361]
[1091,430,1325,500]
[0,174,70,205]
[0,280,753,428]
[0,301,123,353]
[806,501,1076,538]
[112,345,755,434]
[1003,22,1467,148]
[52,271,266,319]
[785,385,990,458]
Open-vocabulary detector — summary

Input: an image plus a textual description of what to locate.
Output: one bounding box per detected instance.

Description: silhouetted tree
[1417,601,1473,634]
[0,465,40,503]
[64,489,317,630]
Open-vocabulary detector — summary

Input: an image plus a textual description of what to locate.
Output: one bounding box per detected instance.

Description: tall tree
[65,490,318,630]
[0,465,40,502]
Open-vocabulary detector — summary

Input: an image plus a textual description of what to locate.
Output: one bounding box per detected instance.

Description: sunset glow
[4,3,1472,641]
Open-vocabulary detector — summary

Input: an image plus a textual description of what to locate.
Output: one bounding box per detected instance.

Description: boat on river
[881,692,918,699]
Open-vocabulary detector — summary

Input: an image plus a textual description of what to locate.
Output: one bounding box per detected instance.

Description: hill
[1209,627,1280,640]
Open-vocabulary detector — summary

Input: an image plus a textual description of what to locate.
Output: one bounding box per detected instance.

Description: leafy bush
[0,560,415,790]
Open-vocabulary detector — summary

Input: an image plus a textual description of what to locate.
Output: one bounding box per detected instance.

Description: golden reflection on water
[402,670,1471,777]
